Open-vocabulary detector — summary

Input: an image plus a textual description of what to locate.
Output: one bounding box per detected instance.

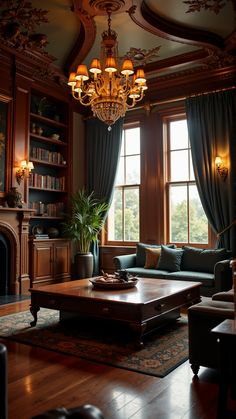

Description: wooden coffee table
[29,278,201,346]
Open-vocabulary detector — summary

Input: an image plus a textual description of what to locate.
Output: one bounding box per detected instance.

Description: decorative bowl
[89,276,138,290]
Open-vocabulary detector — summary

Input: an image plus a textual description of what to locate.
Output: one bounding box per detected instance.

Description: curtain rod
[128,85,235,112]
[187,86,235,98]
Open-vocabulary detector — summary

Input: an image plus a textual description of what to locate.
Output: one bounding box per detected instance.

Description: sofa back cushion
[157,245,183,272]
[136,243,175,267]
[144,247,162,269]
[182,246,228,273]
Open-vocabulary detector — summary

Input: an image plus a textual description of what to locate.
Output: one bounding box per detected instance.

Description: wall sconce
[215,156,228,181]
[16,160,34,185]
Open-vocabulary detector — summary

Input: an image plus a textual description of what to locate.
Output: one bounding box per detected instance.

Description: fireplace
[0,233,10,295]
[0,207,32,295]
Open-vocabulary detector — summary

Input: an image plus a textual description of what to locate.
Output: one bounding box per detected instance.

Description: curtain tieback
[217,219,236,238]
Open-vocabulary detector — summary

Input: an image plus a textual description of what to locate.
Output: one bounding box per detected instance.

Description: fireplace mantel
[0,207,32,294]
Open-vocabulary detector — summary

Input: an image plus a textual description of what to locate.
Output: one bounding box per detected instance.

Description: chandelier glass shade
[68,12,147,128]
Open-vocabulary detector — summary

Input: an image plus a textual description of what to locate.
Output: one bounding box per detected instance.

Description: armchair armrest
[214,259,232,293]
[113,254,137,270]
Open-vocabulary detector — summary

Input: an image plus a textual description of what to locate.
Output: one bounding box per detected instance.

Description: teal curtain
[86,118,123,275]
[185,89,236,251]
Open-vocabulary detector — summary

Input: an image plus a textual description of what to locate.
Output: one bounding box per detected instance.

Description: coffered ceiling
[0,0,235,93]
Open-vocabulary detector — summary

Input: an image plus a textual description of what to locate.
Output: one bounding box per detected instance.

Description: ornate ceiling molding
[122,46,161,65]
[184,0,232,14]
[65,1,97,74]
[0,1,49,51]
[128,1,224,50]
[67,0,236,83]
[88,0,125,13]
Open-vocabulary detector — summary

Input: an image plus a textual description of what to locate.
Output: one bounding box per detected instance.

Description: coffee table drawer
[143,287,200,320]
[76,300,142,322]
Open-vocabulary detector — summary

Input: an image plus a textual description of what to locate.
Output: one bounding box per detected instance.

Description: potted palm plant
[62,189,109,278]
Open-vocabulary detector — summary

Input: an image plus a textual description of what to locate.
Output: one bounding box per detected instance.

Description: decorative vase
[74,252,93,279]
[47,227,59,238]
[31,123,36,134]
[36,126,43,136]
[6,187,22,208]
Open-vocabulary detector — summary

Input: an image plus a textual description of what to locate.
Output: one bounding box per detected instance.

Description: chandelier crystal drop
[68,11,147,128]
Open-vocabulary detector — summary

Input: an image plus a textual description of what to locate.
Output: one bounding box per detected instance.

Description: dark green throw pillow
[182,246,228,273]
[157,245,183,272]
[136,243,176,267]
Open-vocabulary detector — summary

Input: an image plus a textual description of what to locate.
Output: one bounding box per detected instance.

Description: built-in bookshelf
[29,92,70,239]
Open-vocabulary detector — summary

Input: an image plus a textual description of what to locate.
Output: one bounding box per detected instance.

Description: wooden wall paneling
[140,112,164,244]
[0,51,13,97]
[100,245,136,274]
[0,94,14,199]
[13,72,32,204]
[19,210,32,294]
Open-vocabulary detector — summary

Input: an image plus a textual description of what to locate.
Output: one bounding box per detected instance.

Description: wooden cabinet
[29,238,71,287]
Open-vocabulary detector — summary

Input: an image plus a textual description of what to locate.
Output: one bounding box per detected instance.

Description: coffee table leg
[30,305,40,327]
[130,322,147,348]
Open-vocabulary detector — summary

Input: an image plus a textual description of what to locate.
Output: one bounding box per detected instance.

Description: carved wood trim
[0,220,19,294]
[144,49,208,75]
[66,2,97,74]
[129,1,224,50]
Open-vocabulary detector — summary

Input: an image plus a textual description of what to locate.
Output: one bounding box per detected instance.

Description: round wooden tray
[89,277,138,290]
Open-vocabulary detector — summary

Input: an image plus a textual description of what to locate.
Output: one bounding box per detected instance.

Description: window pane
[125,155,140,184]
[170,120,188,150]
[107,125,140,243]
[170,150,189,181]
[124,188,139,241]
[120,132,125,156]
[107,189,122,241]
[189,185,208,243]
[189,152,195,181]
[116,156,124,185]
[125,128,140,155]
[170,185,188,242]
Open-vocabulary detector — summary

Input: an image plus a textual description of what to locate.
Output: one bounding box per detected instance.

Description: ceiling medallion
[68,10,147,129]
[89,0,125,13]
[184,0,229,14]
[124,46,161,65]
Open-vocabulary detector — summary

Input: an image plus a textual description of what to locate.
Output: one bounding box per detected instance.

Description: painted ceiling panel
[146,0,235,37]
[84,12,199,68]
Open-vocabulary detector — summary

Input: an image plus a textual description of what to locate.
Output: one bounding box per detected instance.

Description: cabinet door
[53,240,71,280]
[31,241,54,284]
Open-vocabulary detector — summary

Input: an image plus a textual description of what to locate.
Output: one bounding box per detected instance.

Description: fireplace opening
[0,233,10,295]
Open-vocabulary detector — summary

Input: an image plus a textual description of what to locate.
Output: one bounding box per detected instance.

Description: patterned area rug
[0,309,188,377]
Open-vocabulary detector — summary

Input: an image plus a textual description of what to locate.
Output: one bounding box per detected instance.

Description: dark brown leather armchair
[0,343,7,419]
[188,289,234,376]
[31,405,104,418]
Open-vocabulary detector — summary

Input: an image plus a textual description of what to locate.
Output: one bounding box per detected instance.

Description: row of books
[29,201,65,217]
[29,173,65,191]
[30,147,65,165]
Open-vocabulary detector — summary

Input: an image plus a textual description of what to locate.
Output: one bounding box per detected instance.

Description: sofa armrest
[214,259,232,293]
[113,254,137,270]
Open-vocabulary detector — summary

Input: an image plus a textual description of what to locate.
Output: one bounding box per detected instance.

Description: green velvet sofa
[113,243,232,297]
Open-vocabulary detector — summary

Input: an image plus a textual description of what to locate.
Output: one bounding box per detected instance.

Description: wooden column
[19,210,32,294]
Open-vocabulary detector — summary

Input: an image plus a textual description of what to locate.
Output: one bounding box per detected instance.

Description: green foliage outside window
[171,198,208,243]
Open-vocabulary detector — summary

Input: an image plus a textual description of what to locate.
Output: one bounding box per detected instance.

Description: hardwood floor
[0,301,235,419]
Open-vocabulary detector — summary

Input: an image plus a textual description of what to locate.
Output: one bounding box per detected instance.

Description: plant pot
[74,252,93,279]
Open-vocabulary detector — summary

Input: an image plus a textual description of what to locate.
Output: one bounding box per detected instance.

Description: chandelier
[68,10,147,129]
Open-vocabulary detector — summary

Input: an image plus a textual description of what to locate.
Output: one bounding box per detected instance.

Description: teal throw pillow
[157,245,183,272]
